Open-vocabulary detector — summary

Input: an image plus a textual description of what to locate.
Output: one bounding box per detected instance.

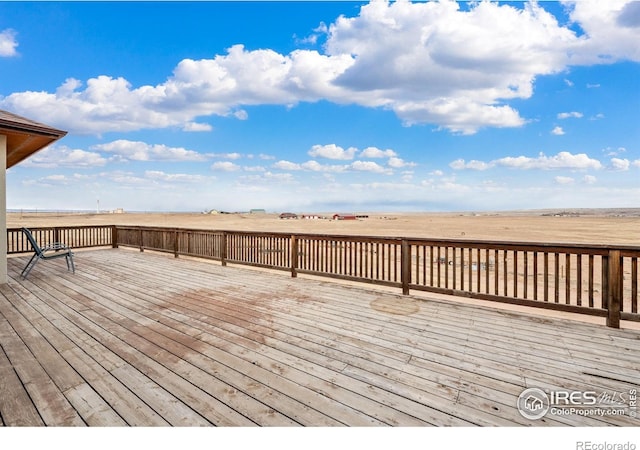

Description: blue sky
[1,1,639,213]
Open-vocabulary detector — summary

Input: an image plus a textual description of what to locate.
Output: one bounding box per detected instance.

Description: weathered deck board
[0,290,85,426]
[1,249,639,426]
[0,340,44,426]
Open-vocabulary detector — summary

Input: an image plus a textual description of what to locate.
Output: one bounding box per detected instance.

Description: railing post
[174,229,179,258]
[291,234,298,278]
[139,228,144,252]
[112,226,119,248]
[401,239,410,295]
[606,250,622,328]
[221,232,227,266]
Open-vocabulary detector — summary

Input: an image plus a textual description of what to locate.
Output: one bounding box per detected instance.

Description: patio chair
[20,227,75,279]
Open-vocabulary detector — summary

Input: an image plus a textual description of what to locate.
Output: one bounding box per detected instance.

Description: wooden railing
[294,234,403,288]
[404,239,639,329]
[7,225,114,254]
[7,225,639,328]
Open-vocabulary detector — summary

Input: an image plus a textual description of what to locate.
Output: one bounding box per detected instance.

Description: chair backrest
[22,227,44,256]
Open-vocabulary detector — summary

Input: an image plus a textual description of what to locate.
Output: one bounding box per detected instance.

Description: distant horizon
[8,206,640,217]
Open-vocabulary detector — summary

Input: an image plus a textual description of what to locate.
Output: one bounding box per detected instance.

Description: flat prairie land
[7,209,640,245]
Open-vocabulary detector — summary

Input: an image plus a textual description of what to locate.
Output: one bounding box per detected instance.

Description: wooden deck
[1,248,639,426]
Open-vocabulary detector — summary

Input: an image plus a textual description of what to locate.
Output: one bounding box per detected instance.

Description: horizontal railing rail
[6,225,639,328]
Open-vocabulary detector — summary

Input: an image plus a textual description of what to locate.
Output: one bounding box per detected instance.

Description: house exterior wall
[0,134,7,284]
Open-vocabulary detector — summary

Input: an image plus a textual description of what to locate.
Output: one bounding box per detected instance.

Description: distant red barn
[332,214,358,220]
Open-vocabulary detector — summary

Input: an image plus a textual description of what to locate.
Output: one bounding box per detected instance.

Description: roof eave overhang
[0,111,68,169]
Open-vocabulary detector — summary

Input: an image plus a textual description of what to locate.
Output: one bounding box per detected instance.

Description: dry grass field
[7,209,640,246]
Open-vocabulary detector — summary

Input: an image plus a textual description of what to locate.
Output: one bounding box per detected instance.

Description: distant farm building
[301,214,323,220]
[279,212,298,219]
[333,214,358,220]
[250,209,266,214]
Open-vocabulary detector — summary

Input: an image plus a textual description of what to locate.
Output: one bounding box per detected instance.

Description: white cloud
[451,151,603,171]
[211,161,240,172]
[0,0,635,149]
[449,159,492,171]
[137,44,348,132]
[633,159,640,169]
[0,29,18,57]
[557,111,583,119]
[350,160,391,174]
[449,159,464,170]
[275,158,402,174]
[238,171,296,186]
[211,152,242,160]
[349,181,414,192]
[273,159,348,173]
[359,147,397,158]
[262,171,295,182]
[551,126,565,135]
[144,170,208,183]
[420,178,471,195]
[300,161,322,172]
[0,48,351,134]
[42,174,69,184]
[295,21,329,46]
[242,165,265,172]
[401,171,414,182]
[233,110,248,120]
[603,146,627,157]
[101,171,149,186]
[182,122,212,132]
[273,160,301,171]
[19,145,108,168]
[301,160,346,172]
[583,175,597,184]
[3,2,637,136]
[387,157,416,169]
[610,158,630,171]
[496,152,602,170]
[275,144,416,173]
[92,140,207,162]
[324,0,587,133]
[554,176,574,185]
[308,144,357,160]
[562,0,640,64]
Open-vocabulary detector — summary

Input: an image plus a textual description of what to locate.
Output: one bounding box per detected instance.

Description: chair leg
[66,253,76,273]
[21,255,40,279]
